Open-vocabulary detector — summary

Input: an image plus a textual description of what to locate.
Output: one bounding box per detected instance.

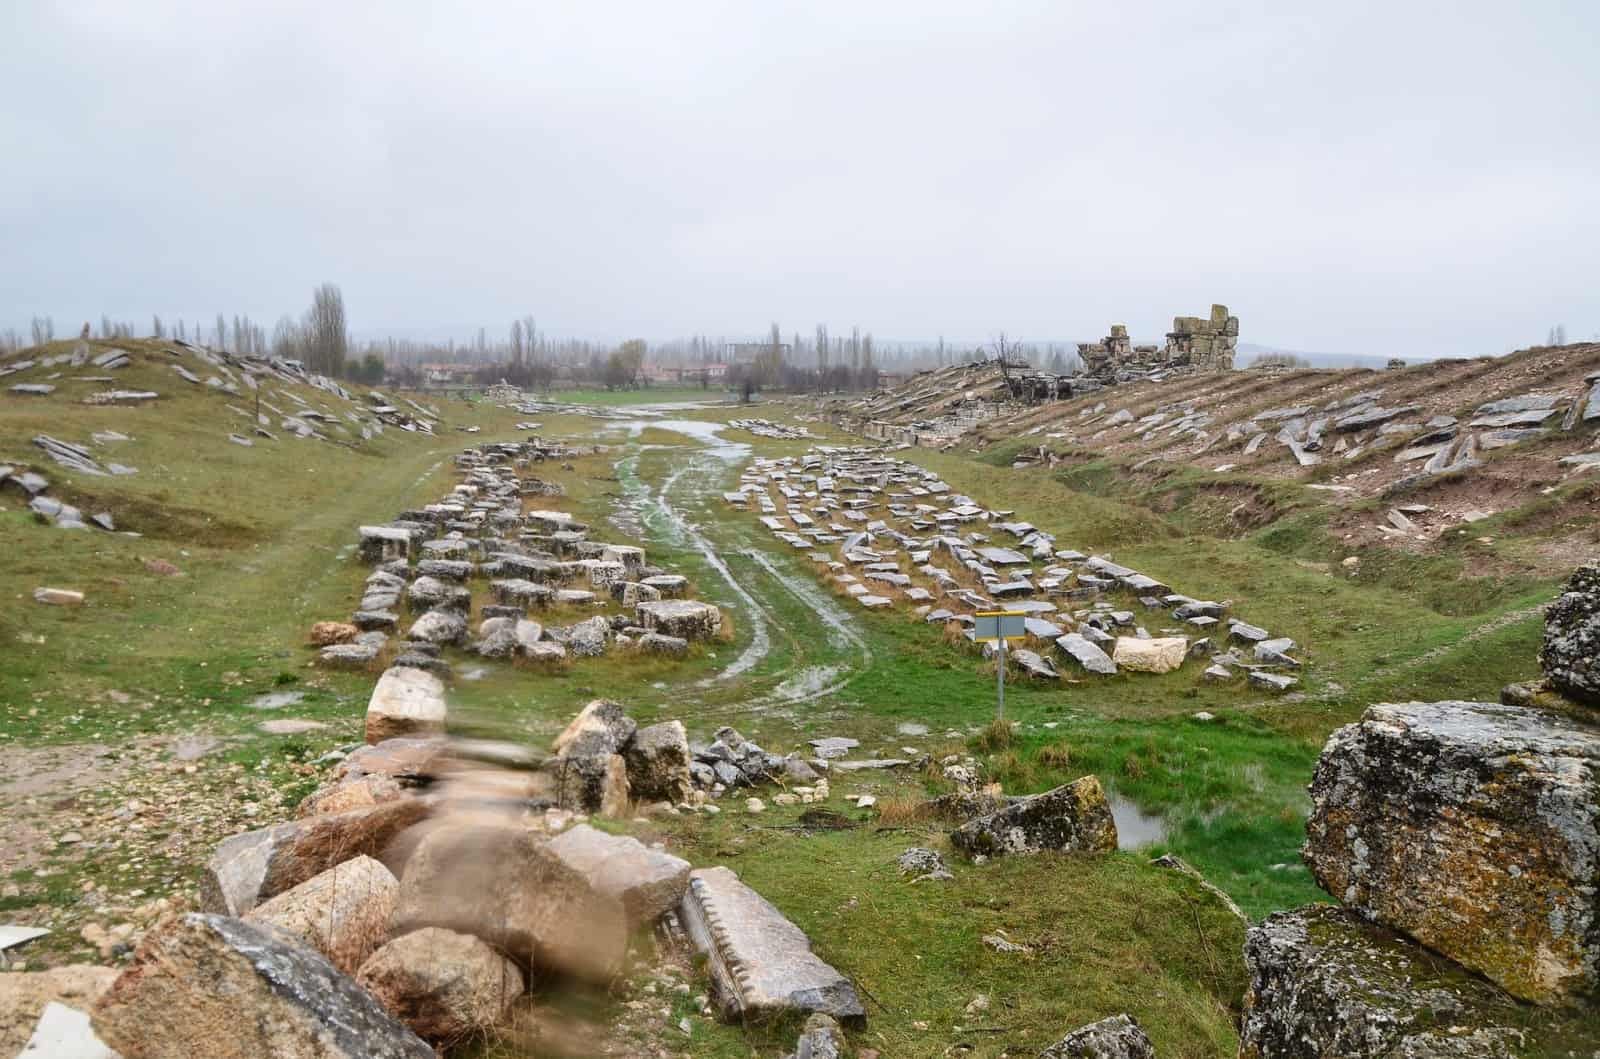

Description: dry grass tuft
[971,717,1014,753]
[1036,741,1074,769]
[874,792,932,826]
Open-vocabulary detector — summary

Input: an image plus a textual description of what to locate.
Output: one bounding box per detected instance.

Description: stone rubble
[733,446,1298,691]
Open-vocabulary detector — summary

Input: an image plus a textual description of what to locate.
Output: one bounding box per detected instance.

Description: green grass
[2,360,1587,1056]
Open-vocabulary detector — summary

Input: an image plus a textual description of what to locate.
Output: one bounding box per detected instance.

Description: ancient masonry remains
[1077,303,1239,380]
[730,446,1299,691]
[314,436,724,676]
[1239,561,1600,1054]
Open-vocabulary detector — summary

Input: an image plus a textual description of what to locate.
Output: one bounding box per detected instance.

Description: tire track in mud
[609,418,871,705]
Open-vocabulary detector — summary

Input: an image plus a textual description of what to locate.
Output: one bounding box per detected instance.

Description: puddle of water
[1109,794,1169,849]
[246,691,306,710]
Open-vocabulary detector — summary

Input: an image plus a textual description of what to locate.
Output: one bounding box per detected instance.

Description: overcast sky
[3,1,1596,355]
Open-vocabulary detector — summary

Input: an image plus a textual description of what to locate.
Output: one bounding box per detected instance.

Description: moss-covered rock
[1240,905,1530,1057]
[1304,700,1600,1004]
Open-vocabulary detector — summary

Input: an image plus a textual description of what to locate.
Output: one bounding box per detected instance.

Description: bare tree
[30,316,53,346]
[510,320,525,367]
[816,323,829,370]
[989,331,1026,386]
[302,284,348,376]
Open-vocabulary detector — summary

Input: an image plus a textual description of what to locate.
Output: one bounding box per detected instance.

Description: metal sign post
[973,610,1027,722]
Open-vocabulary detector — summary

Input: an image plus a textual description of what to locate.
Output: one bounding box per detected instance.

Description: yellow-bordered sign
[973,609,1028,642]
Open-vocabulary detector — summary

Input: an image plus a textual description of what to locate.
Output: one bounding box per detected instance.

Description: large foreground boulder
[242,854,397,974]
[391,822,626,982]
[365,666,448,745]
[548,824,691,926]
[1039,1014,1155,1058]
[91,914,432,1058]
[1305,699,1600,1004]
[356,927,522,1047]
[1239,905,1529,1057]
[678,866,864,1026]
[200,799,427,916]
[1541,562,1600,707]
[950,776,1118,858]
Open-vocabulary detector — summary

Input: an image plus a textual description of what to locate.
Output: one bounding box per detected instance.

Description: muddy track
[609,418,873,707]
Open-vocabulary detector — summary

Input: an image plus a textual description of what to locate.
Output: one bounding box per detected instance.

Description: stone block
[1306,699,1600,1003]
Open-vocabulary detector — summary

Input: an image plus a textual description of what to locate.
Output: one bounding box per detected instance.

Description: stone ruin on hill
[1077,304,1239,380]
[1239,560,1600,1055]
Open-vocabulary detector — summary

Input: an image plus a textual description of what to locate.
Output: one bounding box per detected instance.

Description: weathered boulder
[356,927,522,1047]
[1305,699,1600,1004]
[406,607,467,646]
[636,599,722,640]
[567,614,612,657]
[405,575,470,613]
[950,775,1117,858]
[678,866,864,1025]
[199,799,427,916]
[365,666,447,745]
[1111,636,1187,674]
[359,525,415,564]
[639,631,689,656]
[792,1012,846,1059]
[1039,1014,1155,1059]
[552,699,637,757]
[91,914,432,1058]
[1239,905,1528,1058]
[623,720,693,803]
[308,621,358,646]
[391,822,626,982]
[0,965,119,1058]
[242,854,397,974]
[548,823,691,926]
[296,771,404,817]
[548,752,630,816]
[1541,562,1600,707]
[1056,632,1117,675]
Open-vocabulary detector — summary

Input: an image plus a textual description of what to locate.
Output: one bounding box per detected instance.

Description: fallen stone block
[1239,905,1528,1057]
[366,666,447,745]
[391,822,625,982]
[1040,1013,1155,1058]
[199,798,427,916]
[624,719,693,803]
[1247,670,1297,693]
[1111,636,1186,674]
[359,525,415,564]
[1540,562,1600,708]
[243,854,397,974]
[678,866,865,1026]
[547,752,630,815]
[1056,632,1117,675]
[548,824,690,926]
[356,927,523,1047]
[636,599,722,640]
[950,775,1117,858]
[16,999,119,1059]
[1306,699,1600,1004]
[553,699,637,757]
[33,587,84,606]
[91,914,433,1058]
